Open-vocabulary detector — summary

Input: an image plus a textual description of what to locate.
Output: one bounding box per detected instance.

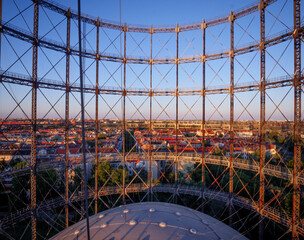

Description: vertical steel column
[292,0,301,238]
[95,17,100,215]
[80,19,86,219]
[122,23,127,205]
[201,20,206,203]
[65,7,71,229]
[77,0,90,238]
[229,11,235,227]
[31,2,39,239]
[175,24,179,194]
[259,1,266,239]
[148,25,153,202]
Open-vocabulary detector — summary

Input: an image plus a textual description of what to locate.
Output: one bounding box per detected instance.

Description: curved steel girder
[0,70,299,97]
[1,20,301,65]
[1,153,303,185]
[36,0,276,33]
[1,184,303,236]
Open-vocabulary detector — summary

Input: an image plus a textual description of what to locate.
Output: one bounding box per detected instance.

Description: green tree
[254,149,260,160]
[9,158,22,168]
[277,135,285,144]
[71,166,83,190]
[13,161,27,170]
[124,130,136,153]
[286,158,303,169]
[283,193,293,215]
[37,169,61,201]
[268,131,278,142]
[11,175,30,208]
[89,162,128,187]
[10,169,61,208]
[213,146,221,156]
[98,134,106,139]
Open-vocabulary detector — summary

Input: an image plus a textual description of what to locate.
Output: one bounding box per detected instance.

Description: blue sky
[71,0,250,26]
[0,0,299,121]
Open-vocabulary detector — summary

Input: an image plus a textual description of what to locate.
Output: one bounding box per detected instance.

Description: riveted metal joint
[95,17,100,27]
[32,81,38,89]
[229,51,234,58]
[229,87,234,95]
[33,38,39,46]
[229,12,235,22]
[66,48,71,55]
[293,28,299,39]
[259,42,265,51]
[258,1,265,11]
[201,20,207,29]
[65,8,71,18]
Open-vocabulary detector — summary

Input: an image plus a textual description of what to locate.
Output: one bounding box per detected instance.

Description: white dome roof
[51,202,248,240]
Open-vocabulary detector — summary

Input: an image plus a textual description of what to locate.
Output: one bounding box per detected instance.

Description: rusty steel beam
[175,24,179,197]
[292,0,301,238]
[95,17,100,215]
[2,153,304,186]
[148,25,153,201]
[229,10,235,227]
[0,70,297,96]
[77,0,90,238]
[259,1,266,239]
[1,20,302,65]
[65,7,71,229]
[31,2,39,239]
[2,1,303,239]
[122,23,127,204]
[1,183,304,236]
[201,19,206,203]
[37,0,277,33]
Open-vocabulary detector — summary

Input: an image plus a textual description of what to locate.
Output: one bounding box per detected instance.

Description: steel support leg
[292,0,301,238]
[229,11,235,227]
[31,2,39,239]
[65,8,71,228]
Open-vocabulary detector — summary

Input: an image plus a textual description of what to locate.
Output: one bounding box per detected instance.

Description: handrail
[0,70,299,96]
[1,183,302,235]
[1,19,302,64]
[1,151,303,185]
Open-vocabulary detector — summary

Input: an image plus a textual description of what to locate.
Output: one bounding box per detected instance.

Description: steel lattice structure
[0,0,303,239]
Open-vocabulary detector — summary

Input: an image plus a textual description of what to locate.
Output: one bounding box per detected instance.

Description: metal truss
[0,0,303,239]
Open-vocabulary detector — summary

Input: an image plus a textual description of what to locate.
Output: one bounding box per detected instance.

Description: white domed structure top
[51,202,248,240]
